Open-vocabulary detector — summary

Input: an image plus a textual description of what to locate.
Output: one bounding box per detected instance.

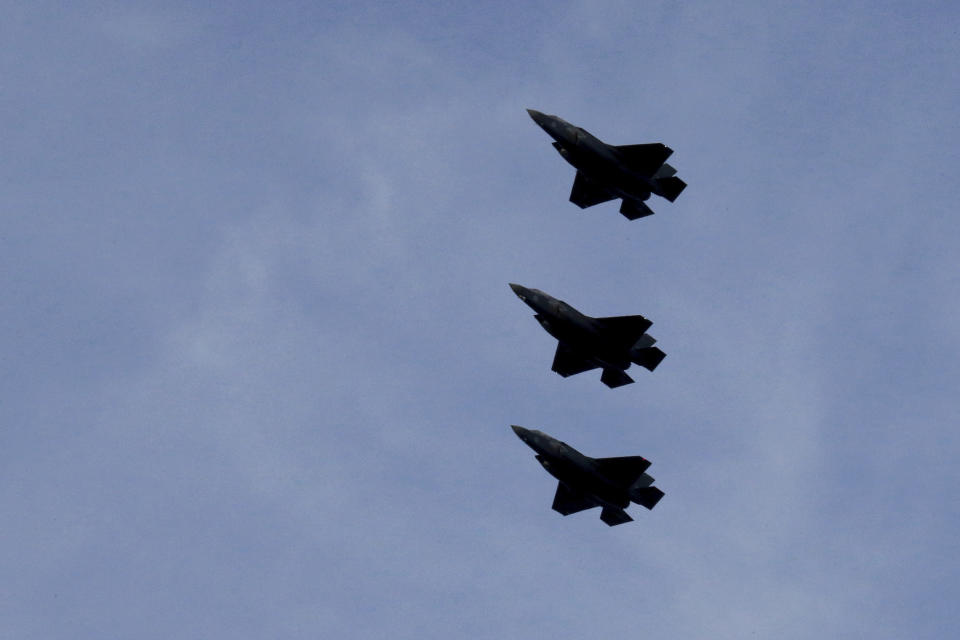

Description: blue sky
[2,2,959,638]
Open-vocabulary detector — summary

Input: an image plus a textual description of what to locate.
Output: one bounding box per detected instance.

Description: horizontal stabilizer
[632,486,665,510]
[601,367,634,388]
[632,346,666,372]
[655,176,686,202]
[614,143,673,176]
[600,507,633,526]
[620,199,655,220]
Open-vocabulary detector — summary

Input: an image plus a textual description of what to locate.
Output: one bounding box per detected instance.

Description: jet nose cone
[511,425,529,439]
[526,108,548,126]
[509,283,530,301]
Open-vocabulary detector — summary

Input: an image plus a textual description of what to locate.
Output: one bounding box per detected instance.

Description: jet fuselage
[511,426,630,510]
[509,283,644,372]
[527,109,657,202]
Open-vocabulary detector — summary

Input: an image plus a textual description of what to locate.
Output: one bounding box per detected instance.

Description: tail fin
[632,486,665,510]
[654,162,677,178]
[655,176,686,202]
[601,368,634,388]
[631,347,666,372]
[600,507,634,526]
[633,333,656,349]
[619,199,655,220]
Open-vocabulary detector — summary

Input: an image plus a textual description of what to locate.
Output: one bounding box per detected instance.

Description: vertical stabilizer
[655,176,687,202]
[600,507,634,526]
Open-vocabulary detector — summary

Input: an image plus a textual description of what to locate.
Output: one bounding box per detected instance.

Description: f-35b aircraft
[527,109,686,220]
[512,425,664,526]
[510,283,665,388]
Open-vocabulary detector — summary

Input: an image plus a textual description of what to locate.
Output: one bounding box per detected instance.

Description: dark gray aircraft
[511,425,664,526]
[510,283,665,388]
[527,108,686,220]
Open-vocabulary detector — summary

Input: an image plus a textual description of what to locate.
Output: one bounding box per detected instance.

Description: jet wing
[552,482,598,516]
[593,315,653,346]
[594,456,652,486]
[551,342,600,377]
[614,143,673,176]
[569,171,617,209]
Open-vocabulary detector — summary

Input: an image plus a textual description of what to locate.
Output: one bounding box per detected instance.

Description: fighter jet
[511,425,664,526]
[527,109,686,220]
[509,283,665,388]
